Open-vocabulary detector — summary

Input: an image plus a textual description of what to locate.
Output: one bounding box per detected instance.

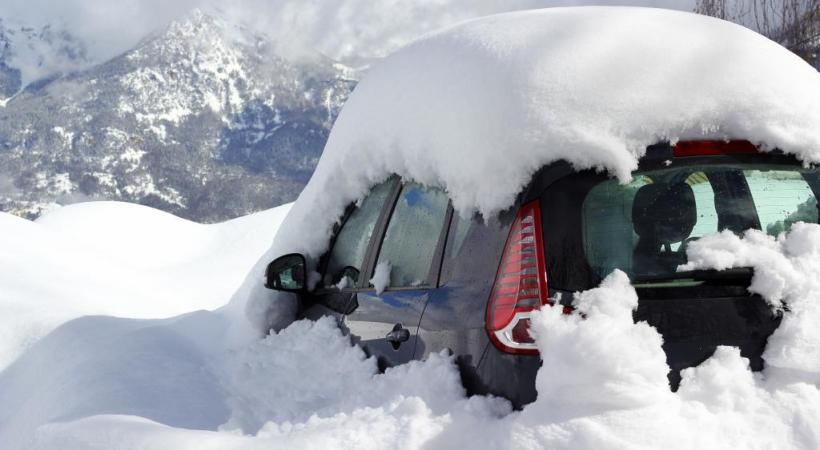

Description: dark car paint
[293,147,806,408]
[344,289,429,369]
[634,285,781,388]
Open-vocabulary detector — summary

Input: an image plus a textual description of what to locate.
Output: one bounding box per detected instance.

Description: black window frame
[313,176,454,295]
[315,176,401,293]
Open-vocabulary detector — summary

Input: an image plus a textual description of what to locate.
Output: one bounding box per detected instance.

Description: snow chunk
[529,271,669,419]
[681,224,820,376]
[369,261,391,294]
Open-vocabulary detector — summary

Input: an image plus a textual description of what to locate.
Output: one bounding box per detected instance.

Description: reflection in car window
[745,170,818,235]
[685,172,719,242]
[439,212,509,287]
[374,183,449,288]
[324,180,393,287]
[580,164,820,281]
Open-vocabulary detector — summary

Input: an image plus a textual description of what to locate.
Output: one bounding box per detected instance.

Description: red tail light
[486,200,549,355]
[673,140,758,157]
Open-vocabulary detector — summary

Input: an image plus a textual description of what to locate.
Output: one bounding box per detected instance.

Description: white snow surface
[6,226,820,449]
[0,201,291,371]
[2,199,820,448]
[369,260,391,295]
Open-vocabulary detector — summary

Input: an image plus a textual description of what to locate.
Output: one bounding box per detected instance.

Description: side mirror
[265,253,307,292]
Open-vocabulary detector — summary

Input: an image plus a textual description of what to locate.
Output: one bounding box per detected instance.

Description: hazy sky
[3,0,696,68]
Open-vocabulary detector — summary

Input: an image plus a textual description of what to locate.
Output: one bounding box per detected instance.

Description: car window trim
[429,203,454,287]
[313,178,454,295]
[316,202,357,278]
[357,177,403,289]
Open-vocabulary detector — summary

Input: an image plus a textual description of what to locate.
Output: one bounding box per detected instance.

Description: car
[264,139,818,407]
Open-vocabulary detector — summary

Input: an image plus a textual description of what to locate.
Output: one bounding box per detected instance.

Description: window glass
[745,170,818,235]
[581,175,648,279]
[324,180,393,287]
[374,183,450,288]
[582,172,720,267]
[578,164,819,281]
[685,172,719,241]
[439,213,477,285]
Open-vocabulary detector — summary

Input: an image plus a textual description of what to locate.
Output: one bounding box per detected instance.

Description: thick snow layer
[237,6,820,334]
[11,226,820,449]
[1,203,820,448]
[0,201,291,370]
[279,6,820,252]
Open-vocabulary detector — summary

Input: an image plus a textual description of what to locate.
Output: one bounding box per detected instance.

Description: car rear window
[542,162,820,290]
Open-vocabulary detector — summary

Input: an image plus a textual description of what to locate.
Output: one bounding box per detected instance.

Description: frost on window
[323,180,393,287]
[374,183,449,289]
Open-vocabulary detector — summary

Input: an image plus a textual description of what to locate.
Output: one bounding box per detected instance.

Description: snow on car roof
[232,6,820,334]
[277,6,820,259]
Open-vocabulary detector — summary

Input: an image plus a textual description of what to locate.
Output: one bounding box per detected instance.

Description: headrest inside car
[632,181,697,244]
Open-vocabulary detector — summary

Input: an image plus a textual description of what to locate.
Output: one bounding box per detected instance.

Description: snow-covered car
[256,7,820,408]
[265,140,818,406]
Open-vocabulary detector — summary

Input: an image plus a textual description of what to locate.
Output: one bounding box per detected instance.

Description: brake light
[486,200,549,355]
[674,140,758,157]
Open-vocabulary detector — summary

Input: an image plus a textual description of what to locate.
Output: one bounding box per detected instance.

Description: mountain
[0,10,356,222]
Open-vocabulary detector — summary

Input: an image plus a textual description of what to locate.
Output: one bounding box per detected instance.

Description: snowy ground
[0,200,295,450]
[1,201,820,449]
[3,6,820,450]
[0,201,292,371]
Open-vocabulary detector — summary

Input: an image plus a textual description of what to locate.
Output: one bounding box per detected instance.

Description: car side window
[439,212,509,287]
[373,182,449,288]
[324,180,394,287]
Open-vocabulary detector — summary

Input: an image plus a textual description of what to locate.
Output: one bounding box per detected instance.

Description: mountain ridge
[0,9,356,222]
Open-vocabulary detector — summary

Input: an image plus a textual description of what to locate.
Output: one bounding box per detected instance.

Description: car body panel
[344,289,428,368]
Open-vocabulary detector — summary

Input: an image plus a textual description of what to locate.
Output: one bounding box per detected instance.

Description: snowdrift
[0,201,291,370]
[13,228,820,449]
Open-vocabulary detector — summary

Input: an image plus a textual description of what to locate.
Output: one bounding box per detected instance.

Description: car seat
[631,181,697,276]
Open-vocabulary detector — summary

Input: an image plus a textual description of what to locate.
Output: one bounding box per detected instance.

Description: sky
[3,0,696,69]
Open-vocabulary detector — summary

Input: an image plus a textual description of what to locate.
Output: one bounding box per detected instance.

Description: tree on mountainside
[695,0,819,68]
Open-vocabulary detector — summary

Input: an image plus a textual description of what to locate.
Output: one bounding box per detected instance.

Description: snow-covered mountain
[0,10,356,222]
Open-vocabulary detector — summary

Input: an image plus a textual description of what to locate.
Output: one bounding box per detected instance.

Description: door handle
[385,323,410,349]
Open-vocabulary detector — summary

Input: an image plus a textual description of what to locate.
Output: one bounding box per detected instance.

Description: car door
[343,181,451,369]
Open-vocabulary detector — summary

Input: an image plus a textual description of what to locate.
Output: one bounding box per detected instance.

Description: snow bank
[18,231,820,449]
[236,7,820,333]
[0,201,291,370]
